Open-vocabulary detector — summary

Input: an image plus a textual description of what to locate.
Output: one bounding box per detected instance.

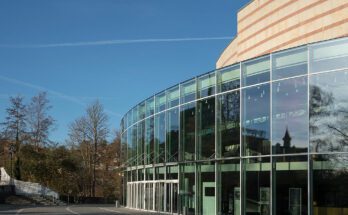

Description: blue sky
[0,0,250,144]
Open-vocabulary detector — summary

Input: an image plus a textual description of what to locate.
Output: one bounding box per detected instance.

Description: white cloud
[0,36,233,48]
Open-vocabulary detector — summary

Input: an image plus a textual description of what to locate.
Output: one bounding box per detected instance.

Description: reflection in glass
[272,77,308,154]
[121,131,127,165]
[217,64,240,92]
[127,127,133,165]
[309,70,348,153]
[181,79,196,103]
[312,154,348,215]
[217,159,240,215]
[180,163,196,215]
[137,121,145,165]
[310,37,348,73]
[217,91,240,158]
[243,158,270,215]
[242,84,270,156]
[146,97,155,117]
[242,56,270,87]
[146,167,154,181]
[145,117,154,164]
[167,165,178,180]
[167,85,180,108]
[155,113,166,163]
[272,46,307,80]
[155,92,166,113]
[198,72,215,98]
[132,125,138,166]
[127,110,133,128]
[155,167,165,180]
[197,162,215,215]
[197,97,215,160]
[132,106,138,124]
[139,102,145,120]
[273,156,308,215]
[180,103,196,161]
[167,108,179,162]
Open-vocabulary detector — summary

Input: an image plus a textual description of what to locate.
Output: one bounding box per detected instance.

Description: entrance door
[203,182,215,215]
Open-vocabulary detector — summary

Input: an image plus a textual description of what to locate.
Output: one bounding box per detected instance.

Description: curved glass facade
[121,37,348,215]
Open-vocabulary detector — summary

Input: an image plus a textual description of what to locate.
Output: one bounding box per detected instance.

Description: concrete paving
[0,205,166,215]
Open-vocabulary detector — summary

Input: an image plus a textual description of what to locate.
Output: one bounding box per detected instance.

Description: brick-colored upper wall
[216,0,348,69]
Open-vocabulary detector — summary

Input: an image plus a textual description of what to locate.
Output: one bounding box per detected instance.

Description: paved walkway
[0,205,168,215]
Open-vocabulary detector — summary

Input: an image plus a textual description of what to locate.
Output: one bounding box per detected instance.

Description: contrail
[0,75,122,117]
[0,36,233,48]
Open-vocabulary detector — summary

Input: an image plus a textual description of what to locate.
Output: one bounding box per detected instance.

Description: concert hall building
[120,0,348,214]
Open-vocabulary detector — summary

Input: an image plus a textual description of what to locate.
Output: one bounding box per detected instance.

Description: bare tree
[68,101,109,197]
[26,92,55,150]
[86,101,109,197]
[68,116,93,196]
[1,95,27,179]
[1,95,27,152]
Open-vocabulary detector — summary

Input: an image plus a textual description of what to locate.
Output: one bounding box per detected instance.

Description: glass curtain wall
[121,37,348,214]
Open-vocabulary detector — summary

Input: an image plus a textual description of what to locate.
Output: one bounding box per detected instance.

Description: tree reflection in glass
[310,70,348,153]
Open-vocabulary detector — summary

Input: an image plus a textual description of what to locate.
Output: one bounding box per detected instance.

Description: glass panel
[167,85,180,108]
[309,70,348,153]
[137,121,145,165]
[155,91,166,113]
[180,103,196,161]
[243,158,271,215]
[166,108,179,162]
[132,106,139,124]
[145,117,155,164]
[197,97,215,160]
[155,112,166,163]
[312,154,348,215]
[127,110,133,127]
[310,37,348,73]
[197,162,215,215]
[127,127,133,166]
[155,182,165,211]
[146,97,155,117]
[242,56,270,87]
[155,167,165,180]
[217,91,240,158]
[139,102,145,120]
[146,167,154,181]
[272,46,307,80]
[181,79,196,104]
[132,124,138,166]
[272,77,308,154]
[180,163,196,215]
[167,165,179,180]
[198,72,216,98]
[242,84,270,156]
[121,131,128,165]
[217,64,240,92]
[273,156,308,215]
[138,168,145,181]
[217,159,240,215]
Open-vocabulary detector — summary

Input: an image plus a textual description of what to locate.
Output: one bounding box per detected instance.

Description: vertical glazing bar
[307,44,312,215]
[239,61,243,215]
[215,69,218,215]
[269,53,273,215]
